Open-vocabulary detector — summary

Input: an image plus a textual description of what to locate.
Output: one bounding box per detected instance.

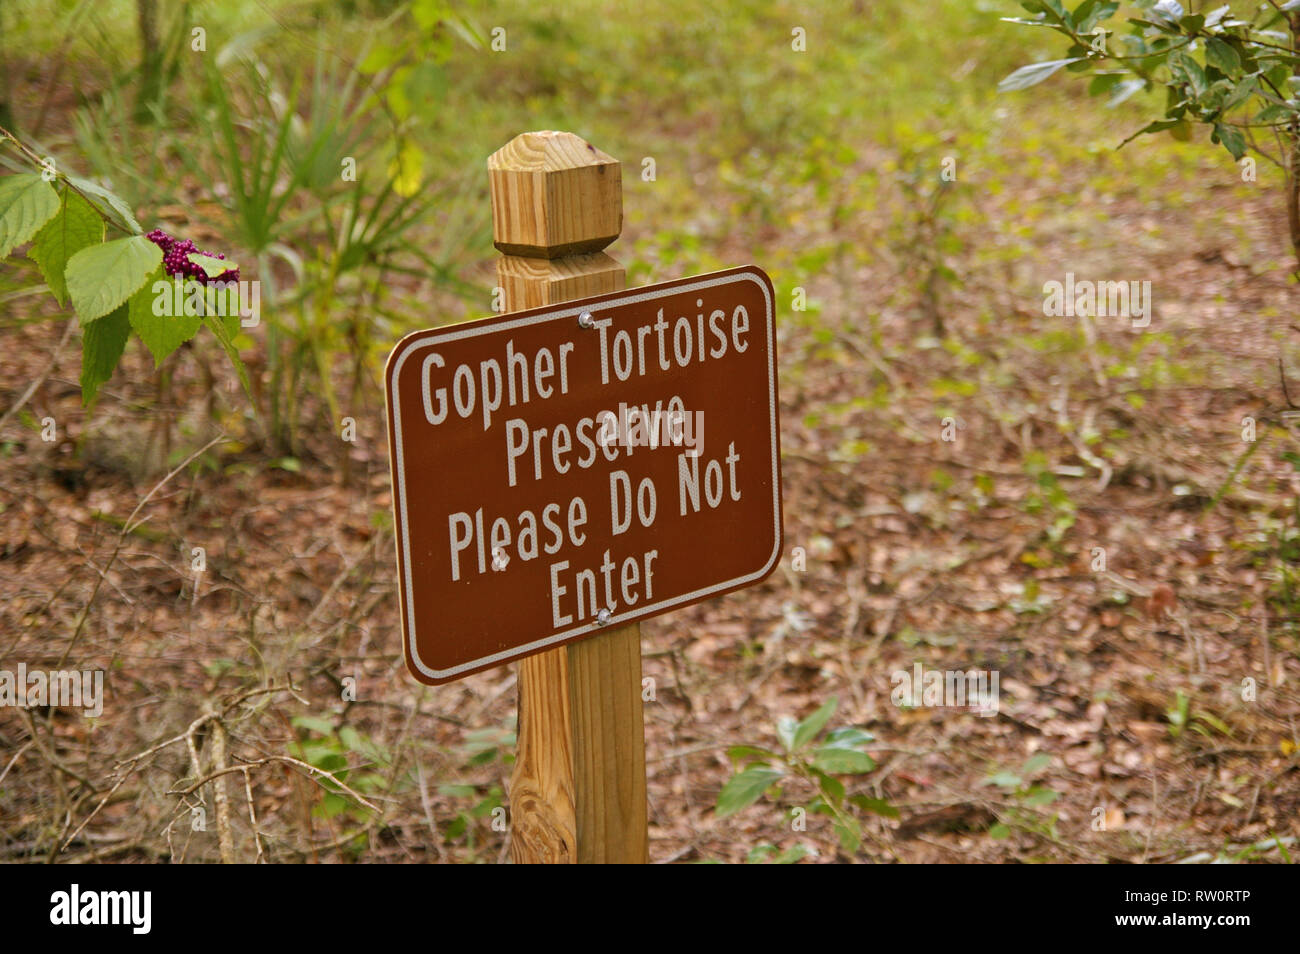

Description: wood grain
[488,131,622,259]
[491,131,648,865]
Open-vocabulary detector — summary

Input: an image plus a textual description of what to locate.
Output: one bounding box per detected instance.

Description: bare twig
[58,433,226,667]
[0,317,75,435]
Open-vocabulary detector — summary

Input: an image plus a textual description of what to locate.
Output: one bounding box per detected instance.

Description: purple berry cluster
[146,229,239,284]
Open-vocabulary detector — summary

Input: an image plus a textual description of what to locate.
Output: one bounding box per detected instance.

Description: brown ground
[2,116,1299,865]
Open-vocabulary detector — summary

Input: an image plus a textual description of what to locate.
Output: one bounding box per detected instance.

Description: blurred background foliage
[2,0,1298,864]
[1,0,1279,459]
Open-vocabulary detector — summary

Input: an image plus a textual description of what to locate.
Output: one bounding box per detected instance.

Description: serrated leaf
[66,234,162,324]
[715,765,784,817]
[998,58,1085,93]
[792,696,838,750]
[65,176,141,234]
[28,189,104,306]
[0,174,61,260]
[128,271,202,366]
[79,303,130,406]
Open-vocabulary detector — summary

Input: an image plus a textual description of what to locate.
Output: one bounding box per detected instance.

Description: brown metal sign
[384,265,782,684]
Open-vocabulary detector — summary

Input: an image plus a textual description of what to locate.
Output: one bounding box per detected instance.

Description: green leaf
[1255,102,1293,124]
[128,270,202,366]
[812,744,876,775]
[1222,76,1258,112]
[437,783,477,798]
[1205,38,1241,76]
[775,715,798,752]
[28,189,104,306]
[1022,752,1053,776]
[791,696,838,751]
[65,234,162,324]
[715,765,784,817]
[0,174,61,260]
[1088,72,1122,96]
[65,176,141,234]
[189,254,238,278]
[291,715,337,734]
[316,793,349,819]
[1168,49,1206,97]
[412,0,451,31]
[989,822,1012,840]
[1212,122,1247,160]
[1075,1,1119,33]
[849,795,901,819]
[823,726,874,747]
[809,769,845,806]
[203,312,253,400]
[1000,16,1056,28]
[998,58,1086,92]
[833,815,862,854]
[773,843,813,864]
[985,770,1023,789]
[79,303,130,406]
[1107,78,1146,107]
[1022,786,1060,807]
[726,744,779,763]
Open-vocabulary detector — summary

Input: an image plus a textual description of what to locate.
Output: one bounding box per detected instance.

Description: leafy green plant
[981,752,1061,840]
[181,42,478,456]
[745,841,816,863]
[288,715,389,825]
[890,141,962,337]
[1165,689,1234,739]
[716,696,896,855]
[0,129,249,407]
[1000,0,1300,274]
[436,720,515,860]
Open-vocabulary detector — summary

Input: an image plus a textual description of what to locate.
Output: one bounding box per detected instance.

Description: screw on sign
[383,131,783,863]
[387,266,780,679]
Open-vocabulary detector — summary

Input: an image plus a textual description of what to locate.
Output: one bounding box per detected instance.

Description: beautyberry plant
[0,128,250,406]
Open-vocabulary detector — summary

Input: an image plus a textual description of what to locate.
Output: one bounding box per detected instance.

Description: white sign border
[387,266,780,682]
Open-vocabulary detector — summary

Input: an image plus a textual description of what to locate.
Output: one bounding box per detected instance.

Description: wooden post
[488,131,649,864]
